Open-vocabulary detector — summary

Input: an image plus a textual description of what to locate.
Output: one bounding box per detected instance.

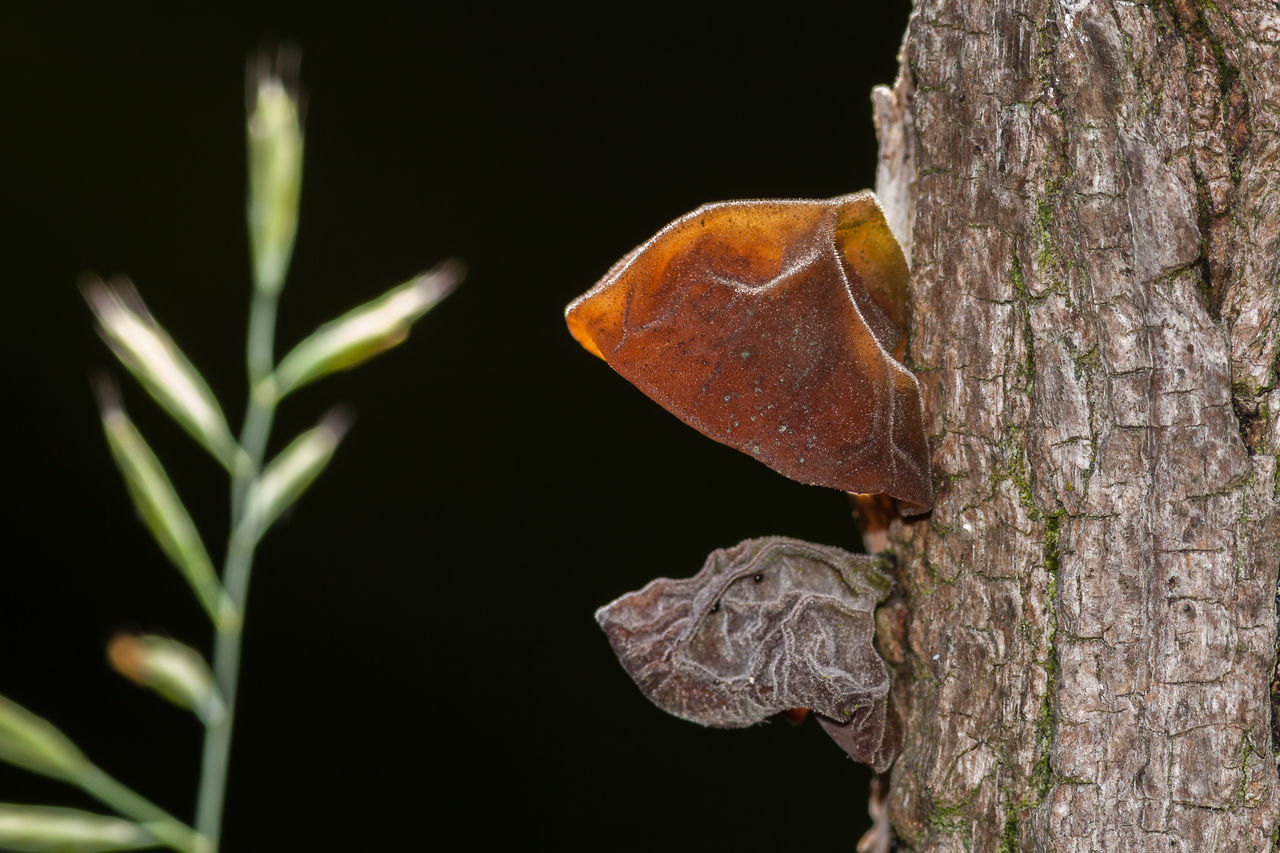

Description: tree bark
[874,1,1280,849]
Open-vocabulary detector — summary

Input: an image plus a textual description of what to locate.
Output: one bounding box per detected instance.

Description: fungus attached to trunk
[571,191,929,773]
[595,536,901,772]
[565,191,931,513]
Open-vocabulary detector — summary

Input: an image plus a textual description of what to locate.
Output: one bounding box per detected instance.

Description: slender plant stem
[80,765,198,852]
[194,286,280,851]
[193,540,250,851]
[232,288,279,520]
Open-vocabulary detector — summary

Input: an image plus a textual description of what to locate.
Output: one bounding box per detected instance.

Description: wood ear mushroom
[573,191,927,773]
[566,192,932,514]
[595,537,901,772]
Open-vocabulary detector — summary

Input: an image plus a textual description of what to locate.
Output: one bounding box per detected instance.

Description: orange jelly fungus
[565,192,932,513]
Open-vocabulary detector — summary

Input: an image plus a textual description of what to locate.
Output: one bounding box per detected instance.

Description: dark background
[2,5,909,849]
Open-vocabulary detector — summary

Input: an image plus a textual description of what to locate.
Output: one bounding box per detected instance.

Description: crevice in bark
[1032,507,1063,798]
[1195,1,1251,184]
[1237,395,1268,453]
[1175,0,1252,324]
[1010,247,1036,399]
[999,794,1020,853]
[1273,594,1280,758]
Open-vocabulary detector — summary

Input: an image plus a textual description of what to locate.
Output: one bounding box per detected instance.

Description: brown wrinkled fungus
[566,192,932,513]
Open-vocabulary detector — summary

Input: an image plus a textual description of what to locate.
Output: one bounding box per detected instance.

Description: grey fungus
[595,537,901,772]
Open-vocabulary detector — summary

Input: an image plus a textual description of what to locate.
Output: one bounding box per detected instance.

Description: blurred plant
[0,52,461,852]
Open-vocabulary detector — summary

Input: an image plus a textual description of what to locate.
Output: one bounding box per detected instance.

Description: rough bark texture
[874,1,1280,850]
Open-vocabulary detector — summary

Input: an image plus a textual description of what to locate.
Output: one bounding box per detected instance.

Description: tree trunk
[873,1,1280,849]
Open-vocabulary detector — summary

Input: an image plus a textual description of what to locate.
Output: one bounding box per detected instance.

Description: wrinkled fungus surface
[566,192,931,512]
[595,536,901,771]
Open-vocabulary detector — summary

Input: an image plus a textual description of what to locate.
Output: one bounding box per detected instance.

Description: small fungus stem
[850,493,895,554]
